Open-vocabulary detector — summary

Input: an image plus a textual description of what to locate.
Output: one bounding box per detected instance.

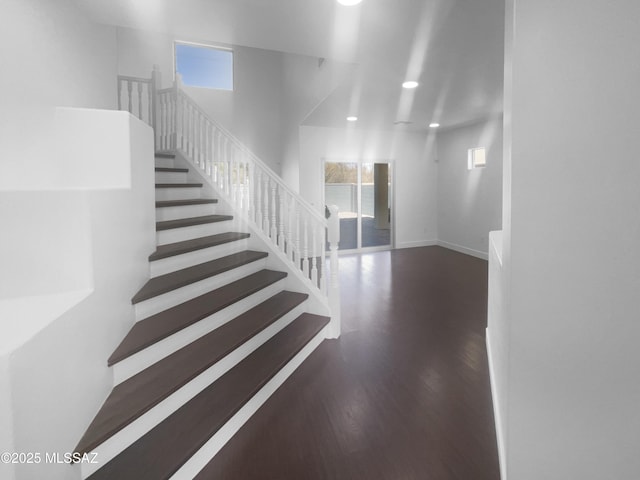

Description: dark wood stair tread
[131,250,268,304]
[156,214,232,232]
[155,199,218,208]
[155,183,203,188]
[149,232,250,261]
[109,270,287,365]
[75,291,309,455]
[87,313,329,480]
[155,167,188,173]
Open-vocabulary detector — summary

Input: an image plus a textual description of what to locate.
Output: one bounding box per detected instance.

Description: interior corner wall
[436,117,503,258]
[504,1,640,478]
[298,126,438,249]
[116,28,286,174]
[0,0,117,179]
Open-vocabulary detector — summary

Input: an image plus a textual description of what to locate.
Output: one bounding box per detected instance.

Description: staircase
[73,73,340,477]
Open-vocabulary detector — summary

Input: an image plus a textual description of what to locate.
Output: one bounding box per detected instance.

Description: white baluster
[295,206,301,268]
[148,83,153,129]
[303,215,309,278]
[117,79,123,110]
[287,193,294,262]
[137,82,144,120]
[178,95,184,151]
[198,113,202,165]
[224,138,233,198]
[232,147,238,207]
[157,94,164,150]
[263,175,270,236]
[186,104,191,157]
[240,160,248,213]
[190,106,195,160]
[171,94,176,150]
[205,123,211,175]
[270,182,277,241]
[256,170,263,230]
[248,162,255,221]
[127,81,133,113]
[194,111,199,166]
[217,134,222,188]
[320,224,327,294]
[212,129,219,185]
[278,190,285,252]
[311,223,318,287]
[167,94,171,150]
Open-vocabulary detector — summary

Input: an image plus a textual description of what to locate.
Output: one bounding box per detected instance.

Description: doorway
[324,160,393,252]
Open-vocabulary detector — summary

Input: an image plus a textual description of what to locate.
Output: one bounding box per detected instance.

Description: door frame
[321,157,395,253]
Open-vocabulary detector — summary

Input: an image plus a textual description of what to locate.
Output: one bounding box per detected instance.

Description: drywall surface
[116,27,286,174]
[279,54,353,192]
[501,1,640,478]
[436,117,503,258]
[0,355,15,480]
[1,111,155,480]
[0,0,117,187]
[299,126,438,249]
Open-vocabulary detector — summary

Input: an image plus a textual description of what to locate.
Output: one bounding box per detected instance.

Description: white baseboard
[437,240,488,260]
[486,329,507,480]
[395,240,437,250]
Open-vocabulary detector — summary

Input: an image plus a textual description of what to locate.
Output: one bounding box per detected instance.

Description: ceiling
[73,0,505,132]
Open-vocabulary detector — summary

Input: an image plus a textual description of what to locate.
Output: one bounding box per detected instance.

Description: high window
[174,42,233,90]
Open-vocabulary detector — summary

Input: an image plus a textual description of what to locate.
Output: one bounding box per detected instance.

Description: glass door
[361,162,391,248]
[324,161,392,251]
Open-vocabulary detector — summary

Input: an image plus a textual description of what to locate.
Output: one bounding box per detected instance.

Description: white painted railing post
[327,205,341,339]
[151,65,160,149]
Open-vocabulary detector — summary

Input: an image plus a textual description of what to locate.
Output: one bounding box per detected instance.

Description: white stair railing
[118,67,341,338]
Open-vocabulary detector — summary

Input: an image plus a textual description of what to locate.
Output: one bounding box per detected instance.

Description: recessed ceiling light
[402,81,419,89]
[337,0,362,5]
[347,116,358,122]
[429,123,440,128]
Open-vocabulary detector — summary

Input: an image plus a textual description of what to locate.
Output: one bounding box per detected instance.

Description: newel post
[327,204,341,339]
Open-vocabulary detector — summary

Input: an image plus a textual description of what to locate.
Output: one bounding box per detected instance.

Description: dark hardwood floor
[196,246,500,480]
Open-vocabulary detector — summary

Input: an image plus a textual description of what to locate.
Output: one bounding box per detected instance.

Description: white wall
[0,111,155,480]
[116,28,286,174]
[279,55,353,191]
[495,1,640,478]
[436,117,503,259]
[299,126,438,249]
[0,355,14,480]
[0,0,117,186]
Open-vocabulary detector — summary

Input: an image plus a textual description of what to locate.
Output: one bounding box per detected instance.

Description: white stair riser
[156,221,234,245]
[150,239,250,277]
[113,280,286,384]
[83,303,307,478]
[155,203,218,222]
[155,171,188,183]
[155,187,202,202]
[155,157,175,168]
[169,325,328,480]
[135,258,267,320]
